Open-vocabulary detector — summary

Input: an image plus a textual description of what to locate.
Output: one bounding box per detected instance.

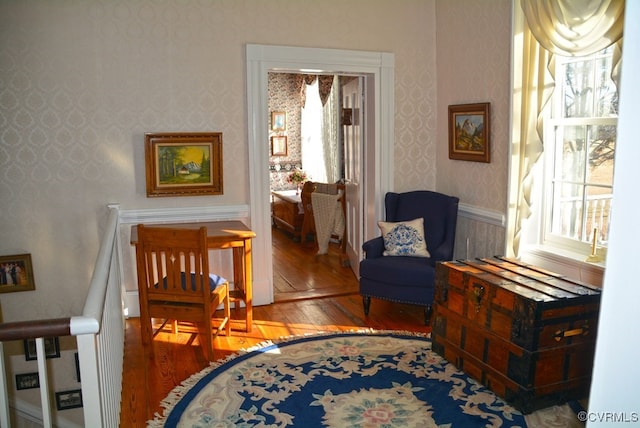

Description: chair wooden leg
[424,304,433,326]
[199,318,214,362]
[363,296,371,316]
[139,310,154,359]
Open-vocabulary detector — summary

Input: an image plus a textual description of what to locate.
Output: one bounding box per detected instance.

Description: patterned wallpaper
[268,73,303,191]
[435,0,512,259]
[0,0,512,322]
[436,0,512,211]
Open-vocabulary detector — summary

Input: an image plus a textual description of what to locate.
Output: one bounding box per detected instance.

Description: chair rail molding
[118,205,250,225]
[458,202,505,227]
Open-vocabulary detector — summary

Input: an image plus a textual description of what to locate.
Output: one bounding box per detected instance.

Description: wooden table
[131,220,256,332]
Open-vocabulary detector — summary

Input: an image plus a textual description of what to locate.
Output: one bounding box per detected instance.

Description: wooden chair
[135,225,231,361]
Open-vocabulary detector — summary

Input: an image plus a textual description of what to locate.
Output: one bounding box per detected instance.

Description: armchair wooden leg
[363,296,371,316]
[424,304,433,326]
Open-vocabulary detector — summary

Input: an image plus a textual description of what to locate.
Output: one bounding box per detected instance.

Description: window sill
[520,245,605,287]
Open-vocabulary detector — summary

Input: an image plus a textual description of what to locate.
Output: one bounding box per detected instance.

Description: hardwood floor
[119,227,430,427]
[272,225,358,301]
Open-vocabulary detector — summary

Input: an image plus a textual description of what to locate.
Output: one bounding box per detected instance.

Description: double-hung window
[542,46,617,255]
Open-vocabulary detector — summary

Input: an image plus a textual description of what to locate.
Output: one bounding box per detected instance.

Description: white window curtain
[301,79,326,183]
[506,0,624,257]
[322,77,340,183]
[301,76,339,184]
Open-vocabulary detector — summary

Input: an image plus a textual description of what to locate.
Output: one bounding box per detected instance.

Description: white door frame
[246,44,394,305]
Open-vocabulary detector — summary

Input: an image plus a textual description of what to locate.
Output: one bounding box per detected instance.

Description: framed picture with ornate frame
[145,132,223,197]
[0,253,35,293]
[448,102,490,163]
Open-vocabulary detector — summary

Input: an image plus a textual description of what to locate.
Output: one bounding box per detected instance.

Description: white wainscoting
[454,203,604,286]
[118,205,251,318]
[455,203,506,260]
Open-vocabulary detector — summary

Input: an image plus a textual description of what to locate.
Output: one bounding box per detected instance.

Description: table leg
[232,241,252,332]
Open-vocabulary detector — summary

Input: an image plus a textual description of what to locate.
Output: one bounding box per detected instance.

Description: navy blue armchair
[359,191,459,325]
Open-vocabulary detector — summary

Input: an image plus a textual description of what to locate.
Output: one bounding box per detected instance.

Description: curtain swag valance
[297,74,334,106]
[521,0,624,56]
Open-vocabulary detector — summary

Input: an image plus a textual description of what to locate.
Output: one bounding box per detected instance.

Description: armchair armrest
[362,236,385,259]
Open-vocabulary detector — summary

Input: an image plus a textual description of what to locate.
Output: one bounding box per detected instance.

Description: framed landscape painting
[448,103,491,163]
[145,133,223,197]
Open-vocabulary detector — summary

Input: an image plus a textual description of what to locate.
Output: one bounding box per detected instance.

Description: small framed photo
[271,111,286,131]
[448,102,491,163]
[271,136,288,156]
[55,389,83,411]
[15,372,40,390]
[145,132,224,197]
[24,337,60,361]
[0,253,35,293]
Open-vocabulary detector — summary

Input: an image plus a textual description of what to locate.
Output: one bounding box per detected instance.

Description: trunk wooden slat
[432,256,601,413]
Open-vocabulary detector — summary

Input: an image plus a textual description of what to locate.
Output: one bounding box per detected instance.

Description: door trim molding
[246,44,395,305]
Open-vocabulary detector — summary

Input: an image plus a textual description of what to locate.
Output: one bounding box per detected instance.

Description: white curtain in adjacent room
[301,79,326,183]
[322,77,341,183]
[301,77,339,184]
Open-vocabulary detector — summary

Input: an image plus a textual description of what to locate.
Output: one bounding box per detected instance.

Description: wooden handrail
[0,318,71,342]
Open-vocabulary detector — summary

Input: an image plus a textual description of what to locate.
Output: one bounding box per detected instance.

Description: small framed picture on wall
[271,111,286,131]
[271,136,288,156]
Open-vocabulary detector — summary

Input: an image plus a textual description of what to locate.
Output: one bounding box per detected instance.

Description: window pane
[563,60,594,118]
[585,185,613,245]
[595,55,618,116]
[587,125,616,187]
[551,182,584,240]
[557,125,587,182]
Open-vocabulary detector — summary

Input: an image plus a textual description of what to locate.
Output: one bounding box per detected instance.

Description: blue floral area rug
[148,330,528,427]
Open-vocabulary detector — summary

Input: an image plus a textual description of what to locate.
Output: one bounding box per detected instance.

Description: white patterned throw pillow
[378,217,430,257]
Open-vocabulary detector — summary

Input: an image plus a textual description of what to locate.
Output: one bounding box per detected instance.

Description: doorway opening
[246,44,395,307]
[268,73,361,301]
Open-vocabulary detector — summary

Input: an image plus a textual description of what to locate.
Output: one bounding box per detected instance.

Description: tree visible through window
[546,46,617,249]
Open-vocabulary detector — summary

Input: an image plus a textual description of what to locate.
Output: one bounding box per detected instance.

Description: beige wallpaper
[0,0,444,321]
[436,0,512,210]
[436,0,512,259]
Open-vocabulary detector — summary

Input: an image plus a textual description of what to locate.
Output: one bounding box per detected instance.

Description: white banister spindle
[35,338,53,428]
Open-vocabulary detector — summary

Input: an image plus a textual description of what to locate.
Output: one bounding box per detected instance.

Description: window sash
[542,51,616,254]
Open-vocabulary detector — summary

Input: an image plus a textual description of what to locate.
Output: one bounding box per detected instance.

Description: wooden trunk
[271,191,303,239]
[432,256,601,414]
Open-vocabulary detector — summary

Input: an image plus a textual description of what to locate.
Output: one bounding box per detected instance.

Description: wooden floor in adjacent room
[119,227,430,427]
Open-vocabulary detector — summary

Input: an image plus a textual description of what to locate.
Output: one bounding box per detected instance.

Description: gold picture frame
[448,103,490,163]
[0,253,35,293]
[271,111,286,131]
[271,136,288,156]
[145,132,223,197]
